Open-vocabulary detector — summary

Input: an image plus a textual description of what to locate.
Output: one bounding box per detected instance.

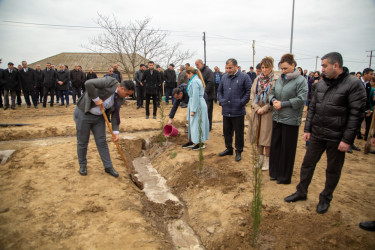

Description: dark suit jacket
[1,69,19,91]
[77,76,125,132]
[42,68,57,88]
[141,69,161,95]
[18,68,36,92]
[56,70,70,91]
[34,70,43,88]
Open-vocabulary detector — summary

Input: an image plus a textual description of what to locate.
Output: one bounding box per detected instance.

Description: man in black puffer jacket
[284,52,366,214]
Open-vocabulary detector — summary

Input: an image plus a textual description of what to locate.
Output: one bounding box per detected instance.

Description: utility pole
[290,0,295,53]
[315,56,319,72]
[252,40,255,68]
[367,50,375,68]
[203,32,206,65]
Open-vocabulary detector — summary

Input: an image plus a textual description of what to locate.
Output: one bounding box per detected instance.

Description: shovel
[100,105,144,190]
[364,111,375,154]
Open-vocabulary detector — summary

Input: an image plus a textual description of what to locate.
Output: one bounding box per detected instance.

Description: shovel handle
[99,105,131,175]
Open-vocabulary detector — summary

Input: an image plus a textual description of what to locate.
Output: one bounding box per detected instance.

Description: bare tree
[84,13,194,80]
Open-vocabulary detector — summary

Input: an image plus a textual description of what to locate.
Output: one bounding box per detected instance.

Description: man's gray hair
[321,52,343,68]
[226,58,238,66]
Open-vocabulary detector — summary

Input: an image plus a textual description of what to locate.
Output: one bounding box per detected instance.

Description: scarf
[254,71,274,105]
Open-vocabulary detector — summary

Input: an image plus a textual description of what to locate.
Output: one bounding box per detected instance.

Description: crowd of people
[1,52,375,230]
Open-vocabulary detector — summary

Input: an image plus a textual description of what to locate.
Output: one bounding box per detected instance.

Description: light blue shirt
[89,89,119,134]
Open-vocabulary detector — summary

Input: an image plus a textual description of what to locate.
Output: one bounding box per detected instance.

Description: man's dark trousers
[23,90,38,107]
[73,107,113,169]
[43,87,55,107]
[145,93,158,116]
[165,87,174,104]
[136,85,144,107]
[72,86,81,104]
[206,99,214,130]
[296,137,345,203]
[223,115,244,152]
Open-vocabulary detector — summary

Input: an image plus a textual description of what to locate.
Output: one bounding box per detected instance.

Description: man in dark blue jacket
[42,62,57,107]
[18,61,38,108]
[2,62,19,110]
[218,58,251,161]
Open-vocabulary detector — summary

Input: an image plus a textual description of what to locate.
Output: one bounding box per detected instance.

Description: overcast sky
[0,0,374,73]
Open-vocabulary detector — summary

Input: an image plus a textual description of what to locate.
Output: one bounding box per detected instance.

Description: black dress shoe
[79,166,87,176]
[136,106,140,109]
[277,180,291,185]
[219,148,233,157]
[284,192,307,202]
[270,177,277,181]
[370,150,375,154]
[351,144,361,151]
[105,167,119,177]
[359,221,375,231]
[316,200,330,214]
[235,151,241,161]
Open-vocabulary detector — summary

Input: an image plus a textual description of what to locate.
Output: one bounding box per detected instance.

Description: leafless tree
[84,13,194,80]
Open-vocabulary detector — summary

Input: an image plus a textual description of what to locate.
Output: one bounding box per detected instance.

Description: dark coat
[141,69,161,95]
[133,70,144,87]
[113,69,122,82]
[1,69,19,91]
[0,69,3,90]
[169,83,189,119]
[201,66,215,100]
[363,80,372,111]
[305,68,367,145]
[18,68,36,92]
[86,72,98,80]
[217,70,251,117]
[56,70,70,91]
[34,69,43,88]
[247,71,257,83]
[42,68,57,88]
[164,68,176,88]
[70,70,85,88]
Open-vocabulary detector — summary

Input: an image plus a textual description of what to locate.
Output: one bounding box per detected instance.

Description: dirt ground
[0,98,374,249]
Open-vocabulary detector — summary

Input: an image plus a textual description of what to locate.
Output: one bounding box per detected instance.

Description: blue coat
[187,75,209,144]
[217,70,251,117]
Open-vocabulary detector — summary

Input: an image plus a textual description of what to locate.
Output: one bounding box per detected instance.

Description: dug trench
[0,101,374,249]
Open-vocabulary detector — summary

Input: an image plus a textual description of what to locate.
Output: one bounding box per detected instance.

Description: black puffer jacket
[305,68,366,144]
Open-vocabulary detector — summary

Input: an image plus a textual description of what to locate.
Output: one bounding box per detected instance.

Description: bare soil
[0,99,374,249]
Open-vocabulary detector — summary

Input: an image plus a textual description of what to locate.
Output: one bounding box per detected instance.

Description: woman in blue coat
[182,67,209,150]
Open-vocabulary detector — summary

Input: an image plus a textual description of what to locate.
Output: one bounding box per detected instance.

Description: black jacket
[141,69,161,95]
[42,68,57,88]
[56,70,70,91]
[18,68,35,92]
[201,66,215,100]
[34,69,43,88]
[134,70,145,87]
[86,72,98,80]
[305,68,367,145]
[362,80,372,111]
[113,69,122,82]
[70,70,85,88]
[164,69,176,88]
[1,69,19,91]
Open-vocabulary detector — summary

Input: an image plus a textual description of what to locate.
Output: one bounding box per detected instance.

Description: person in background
[247,56,276,170]
[218,58,251,161]
[140,61,161,119]
[104,67,119,81]
[134,64,146,109]
[164,64,177,105]
[195,59,215,131]
[182,67,210,150]
[70,64,85,105]
[42,62,57,108]
[56,64,70,107]
[177,65,188,86]
[361,68,374,141]
[156,65,164,107]
[34,64,43,104]
[356,72,362,79]
[86,68,97,80]
[284,52,366,214]
[247,66,257,84]
[15,64,22,106]
[350,72,355,76]
[255,63,262,77]
[79,66,86,93]
[268,53,308,184]
[113,64,122,83]
[18,60,37,108]
[213,66,223,104]
[2,62,19,110]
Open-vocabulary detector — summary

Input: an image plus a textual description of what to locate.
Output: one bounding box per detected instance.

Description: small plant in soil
[158,100,166,145]
[251,143,262,247]
[169,152,177,159]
